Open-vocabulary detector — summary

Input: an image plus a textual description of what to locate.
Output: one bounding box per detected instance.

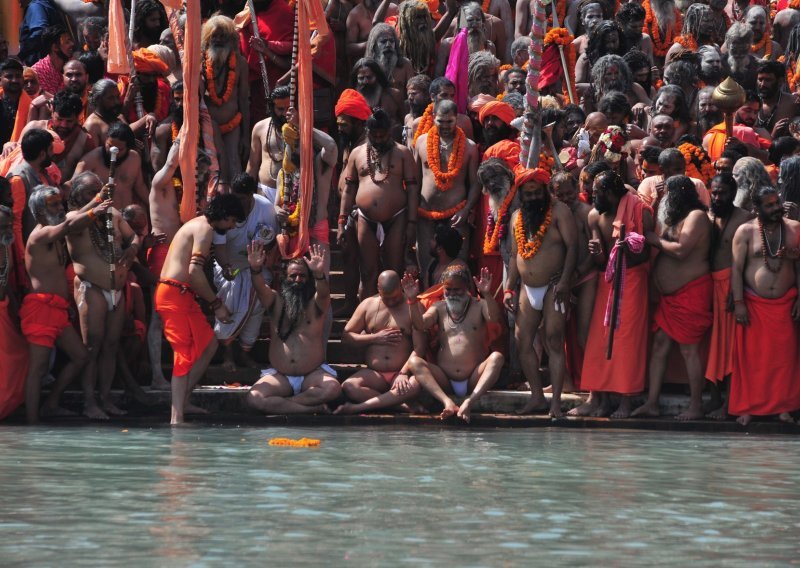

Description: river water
[1,427,798,566]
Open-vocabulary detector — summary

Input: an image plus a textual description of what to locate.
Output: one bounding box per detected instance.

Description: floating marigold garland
[413,103,434,145]
[204,51,237,106]
[643,0,682,57]
[544,27,576,104]
[678,142,715,185]
[483,186,517,254]
[277,122,302,236]
[515,202,553,259]
[268,437,321,447]
[426,126,466,191]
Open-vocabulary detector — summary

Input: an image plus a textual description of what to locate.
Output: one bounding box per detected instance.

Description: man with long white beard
[643,0,682,66]
[23,186,112,423]
[246,243,342,415]
[397,0,441,77]
[366,23,415,99]
[436,1,496,78]
[723,23,759,92]
[201,15,250,183]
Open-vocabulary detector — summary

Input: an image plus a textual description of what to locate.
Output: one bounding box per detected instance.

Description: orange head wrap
[483,140,521,169]
[132,48,169,76]
[334,88,372,121]
[468,93,495,113]
[425,0,442,20]
[478,101,516,126]
[514,166,551,188]
[22,67,38,81]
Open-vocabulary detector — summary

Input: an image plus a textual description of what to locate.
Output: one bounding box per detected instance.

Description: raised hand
[93,199,114,217]
[473,266,493,297]
[303,244,327,277]
[401,271,419,300]
[247,240,266,272]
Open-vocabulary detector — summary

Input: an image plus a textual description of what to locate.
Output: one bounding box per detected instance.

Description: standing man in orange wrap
[728,186,800,426]
[704,173,752,419]
[632,176,713,421]
[155,194,245,424]
[571,171,654,419]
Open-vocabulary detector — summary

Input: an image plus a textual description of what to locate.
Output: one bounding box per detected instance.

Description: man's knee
[320,378,342,401]
[678,342,699,358]
[544,330,565,354]
[652,331,672,355]
[487,351,505,367]
[341,377,363,397]
[408,353,427,373]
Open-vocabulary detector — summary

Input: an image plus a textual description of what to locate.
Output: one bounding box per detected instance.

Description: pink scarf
[445,28,469,114]
[603,231,645,329]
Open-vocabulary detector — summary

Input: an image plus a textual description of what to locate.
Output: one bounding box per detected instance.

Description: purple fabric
[445,28,469,115]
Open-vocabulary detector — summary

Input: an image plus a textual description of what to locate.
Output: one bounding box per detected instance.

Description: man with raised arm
[335,270,421,414]
[246,243,342,415]
[22,185,111,423]
[155,194,245,424]
[403,265,504,423]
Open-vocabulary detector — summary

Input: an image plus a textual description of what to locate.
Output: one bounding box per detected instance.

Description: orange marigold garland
[751,34,773,60]
[426,126,466,191]
[675,35,698,51]
[678,142,715,185]
[483,186,517,254]
[482,0,491,12]
[544,28,576,104]
[204,51,237,106]
[791,0,800,8]
[268,437,321,447]
[418,200,467,220]
[515,203,554,259]
[643,0,682,57]
[413,103,434,146]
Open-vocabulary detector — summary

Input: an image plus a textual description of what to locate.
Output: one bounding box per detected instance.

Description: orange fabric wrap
[107,0,130,75]
[514,167,550,187]
[653,273,713,345]
[705,268,734,383]
[614,192,650,237]
[729,288,800,417]
[178,0,201,222]
[0,297,29,420]
[335,88,371,121]
[132,48,170,76]
[146,242,170,279]
[478,101,515,126]
[10,90,32,143]
[580,263,649,394]
[155,281,215,377]
[483,140,520,168]
[19,293,71,348]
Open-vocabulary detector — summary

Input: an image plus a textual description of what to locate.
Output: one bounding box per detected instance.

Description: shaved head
[377,270,400,292]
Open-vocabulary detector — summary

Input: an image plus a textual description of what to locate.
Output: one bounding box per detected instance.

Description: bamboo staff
[550,7,576,106]
[247,0,271,100]
[126,0,145,122]
[107,147,119,309]
[606,224,626,359]
[520,0,546,169]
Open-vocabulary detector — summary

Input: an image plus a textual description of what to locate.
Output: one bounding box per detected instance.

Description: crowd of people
[1,0,800,426]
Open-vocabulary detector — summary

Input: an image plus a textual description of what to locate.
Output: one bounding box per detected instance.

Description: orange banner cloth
[653,273,713,345]
[728,288,800,417]
[132,48,169,75]
[580,263,649,395]
[106,0,130,75]
[705,268,735,383]
[0,297,29,420]
[154,281,215,377]
[177,0,200,222]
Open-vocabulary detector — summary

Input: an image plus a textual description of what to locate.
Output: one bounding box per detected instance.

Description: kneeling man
[404,265,504,423]
[246,243,342,414]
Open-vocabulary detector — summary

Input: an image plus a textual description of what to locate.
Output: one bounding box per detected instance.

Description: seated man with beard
[246,244,342,415]
[404,265,505,423]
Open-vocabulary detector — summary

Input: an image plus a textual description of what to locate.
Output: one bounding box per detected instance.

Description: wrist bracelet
[87,208,96,220]
[406,297,418,305]
[314,273,326,280]
[338,214,347,225]
[94,195,103,204]
[504,289,515,296]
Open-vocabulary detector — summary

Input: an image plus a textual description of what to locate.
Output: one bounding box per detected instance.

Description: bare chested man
[404,265,504,422]
[727,186,800,425]
[339,109,417,299]
[352,58,403,125]
[66,172,142,419]
[247,85,291,204]
[73,122,149,210]
[408,77,474,149]
[503,168,577,417]
[156,193,244,424]
[346,0,398,60]
[414,99,480,269]
[632,175,713,420]
[82,79,125,148]
[246,243,342,414]
[151,80,183,173]
[336,270,422,414]
[366,23,416,98]
[201,16,250,182]
[436,2,499,77]
[704,173,752,419]
[22,186,110,423]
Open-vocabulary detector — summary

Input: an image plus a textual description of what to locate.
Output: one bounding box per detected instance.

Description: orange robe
[0,297,29,420]
[653,273,713,344]
[728,288,800,417]
[155,280,215,378]
[705,268,735,383]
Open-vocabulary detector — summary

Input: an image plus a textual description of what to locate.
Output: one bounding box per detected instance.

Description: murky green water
[0,427,798,566]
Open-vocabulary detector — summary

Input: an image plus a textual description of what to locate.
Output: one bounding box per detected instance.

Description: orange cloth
[9,176,28,289]
[728,288,800,417]
[478,101,515,126]
[0,297,29,420]
[19,293,71,348]
[309,218,330,245]
[653,273,713,344]
[179,0,201,222]
[8,90,32,144]
[613,191,651,237]
[335,88,371,121]
[514,167,550,187]
[581,263,649,394]
[106,0,130,75]
[132,48,170,76]
[482,139,520,168]
[155,281,215,377]
[705,268,735,383]
[146,242,170,279]
[705,122,771,161]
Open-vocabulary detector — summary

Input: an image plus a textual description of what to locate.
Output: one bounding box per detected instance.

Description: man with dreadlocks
[397,0,446,77]
[643,0,682,67]
[366,23,415,99]
[246,243,342,415]
[82,79,124,148]
[404,265,505,423]
[346,0,398,60]
[201,16,250,182]
[584,55,650,111]
[151,81,184,173]
[467,51,500,98]
[436,2,498,78]
[723,23,759,92]
[131,0,167,49]
[665,3,719,66]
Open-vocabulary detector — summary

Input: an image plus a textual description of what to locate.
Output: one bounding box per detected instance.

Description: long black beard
[359,83,381,105]
[277,280,315,340]
[140,82,158,113]
[483,123,512,147]
[521,195,550,235]
[102,146,131,169]
[700,67,722,84]
[710,199,734,218]
[409,99,428,117]
[699,111,722,133]
[169,101,184,127]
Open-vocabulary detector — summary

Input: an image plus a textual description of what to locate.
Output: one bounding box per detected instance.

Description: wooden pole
[606,224,626,360]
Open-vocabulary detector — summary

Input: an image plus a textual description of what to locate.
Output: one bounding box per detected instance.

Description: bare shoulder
[731,207,753,227]
[395,143,414,160]
[734,218,756,239]
[552,199,572,220]
[575,201,592,219]
[252,117,270,135]
[416,134,429,157]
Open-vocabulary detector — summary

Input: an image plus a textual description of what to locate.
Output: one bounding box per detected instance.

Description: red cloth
[478,101,515,126]
[483,139,520,168]
[705,268,735,383]
[146,242,170,279]
[155,281,215,378]
[123,78,171,124]
[581,263,649,394]
[0,297,29,420]
[335,88,371,121]
[653,273,713,344]
[19,293,71,348]
[538,44,563,90]
[613,191,650,237]
[239,0,294,87]
[31,56,63,96]
[729,288,800,417]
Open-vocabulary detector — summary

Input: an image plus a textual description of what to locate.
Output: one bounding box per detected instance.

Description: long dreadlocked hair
[785,22,800,66]
[591,54,632,95]
[398,0,436,75]
[468,51,500,97]
[681,3,713,40]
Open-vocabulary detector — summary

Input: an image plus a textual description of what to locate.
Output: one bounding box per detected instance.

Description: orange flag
[107,0,130,75]
[175,0,200,222]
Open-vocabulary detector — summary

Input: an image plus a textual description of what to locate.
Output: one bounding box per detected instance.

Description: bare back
[160,216,214,283]
[74,147,148,210]
[653,210,711,294]
[25,227,70,298]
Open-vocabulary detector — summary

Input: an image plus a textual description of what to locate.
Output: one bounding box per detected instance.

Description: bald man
[584,112,609,148]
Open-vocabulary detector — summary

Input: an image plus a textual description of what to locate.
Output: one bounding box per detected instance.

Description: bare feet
[310,404,332,415]
[457,398,473,423]
[183,402,209,415]
[675,405,704,421]
[333,402,361,415]
[706,405,728,420]
[101,399,128,416]
[39,405,77,418]
[516,394,548,415]
[239,350,260,369]
[567,400,596,417]
[549,399,564,419]
[610,397,633,419]
[736,413,752,426]
[221,358,237,373]
[631,400,660,418]
[590,397,613,417]
[149,374,171,391]
[778,412,796,424]
[439,400,459,419]
[83,403,109,420]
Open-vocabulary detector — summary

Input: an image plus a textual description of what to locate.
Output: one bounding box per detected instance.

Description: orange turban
[425,0,442,20]
[132,48,169,76]
[22,67,38,81]
[478,101,515,126]
[335,88,371,121]
[483,140,520,169]
[514,167,551,188]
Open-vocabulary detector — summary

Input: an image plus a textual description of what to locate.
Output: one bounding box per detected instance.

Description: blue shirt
[18,0,64,66]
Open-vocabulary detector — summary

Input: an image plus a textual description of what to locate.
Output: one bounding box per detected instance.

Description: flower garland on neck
[515,202,554,259]
[675,34,698,51]
[277,122,302,236]
[791,0,800,9]
[483,186,516,254]
[204,51,237,106]
[678,143,715,185]
[413,103,434,146]
[544,28,576,104]
[426,125,466,191]
[751,34,773,60]
[643,0,682,57]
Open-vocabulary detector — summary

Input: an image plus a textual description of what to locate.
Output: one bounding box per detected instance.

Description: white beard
[651,0,677,32]
[467,28,486,55]
[207,42,232,76]
[728,54,749,75]
[375,50,399,83]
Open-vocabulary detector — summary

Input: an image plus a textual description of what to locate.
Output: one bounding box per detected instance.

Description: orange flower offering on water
[268,437,321,447]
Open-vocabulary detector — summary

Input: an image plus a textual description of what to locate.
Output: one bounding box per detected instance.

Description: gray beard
[651,0,676,31]
[375,51,398,83]
[728,55,749,74]
[487,183,511,214]
[45,211,66,226]
[207,43,232,76]
[467,29,486,54]
[445,294,470,315]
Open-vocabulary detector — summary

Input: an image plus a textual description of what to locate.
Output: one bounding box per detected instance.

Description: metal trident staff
[107,147,120,309]
[126,0,145,122]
